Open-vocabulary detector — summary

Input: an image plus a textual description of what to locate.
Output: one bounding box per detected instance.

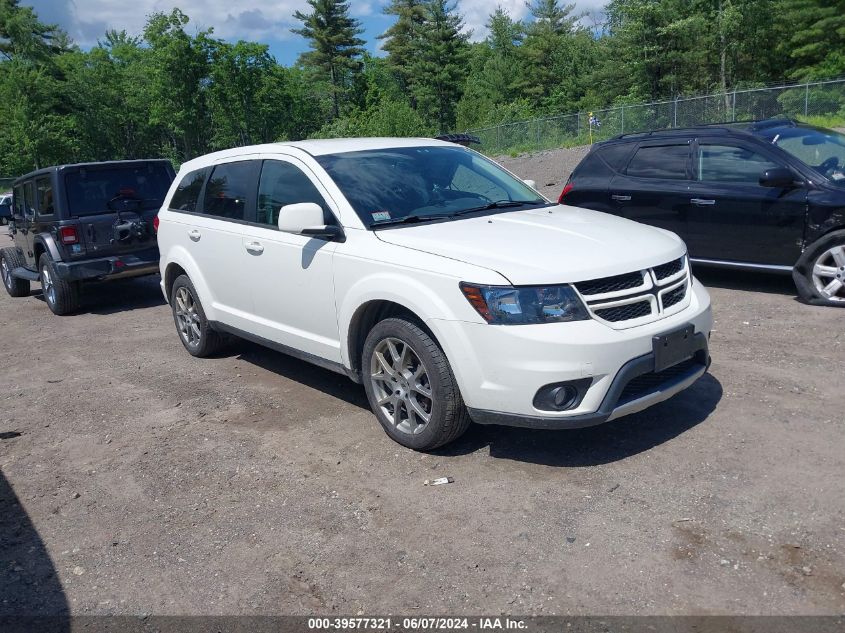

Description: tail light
[153,215,160,233]
[59,226,79,245]
[558,182,574,204]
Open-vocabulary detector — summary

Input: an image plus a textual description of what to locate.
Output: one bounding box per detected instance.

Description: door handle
[188,229,201,241]
[611,194,632,202]
[245,241,264,255]
[691,198,716,206]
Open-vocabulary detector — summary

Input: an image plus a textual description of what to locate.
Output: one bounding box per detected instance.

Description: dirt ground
[1,191,844,617]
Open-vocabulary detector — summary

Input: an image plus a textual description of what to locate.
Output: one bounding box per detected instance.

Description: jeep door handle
[691,198,716,206]
[245,241,264,255]
[611,194,632,202]
[188,229,201,241]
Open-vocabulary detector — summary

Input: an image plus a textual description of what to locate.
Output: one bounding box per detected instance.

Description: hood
[374,205,686,285]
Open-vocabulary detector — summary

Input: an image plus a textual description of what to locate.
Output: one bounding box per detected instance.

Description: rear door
[685,138,807,265]
[607,140,693,239]
[63,163,172,258]
[167,160,257,331]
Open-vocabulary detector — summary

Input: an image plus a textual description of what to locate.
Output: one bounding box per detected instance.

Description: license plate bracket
[653,324,696,372]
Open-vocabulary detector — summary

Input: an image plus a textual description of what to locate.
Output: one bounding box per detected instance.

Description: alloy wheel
[174,286,202,346]
[41,266,56,306]
[369,337,434,435]
[811,245,845,302]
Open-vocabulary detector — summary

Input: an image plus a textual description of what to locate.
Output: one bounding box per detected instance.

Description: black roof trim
[608,118,805,143]
[14,159,173,186]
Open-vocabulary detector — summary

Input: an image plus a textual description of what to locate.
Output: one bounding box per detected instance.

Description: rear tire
[170,274,225,357]
[39,254,80,315]
[362,317,471,451]
[793,230,845,307]
[1,247,30,298]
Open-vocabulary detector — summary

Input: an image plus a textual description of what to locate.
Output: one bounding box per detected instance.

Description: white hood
[375,205,686,285]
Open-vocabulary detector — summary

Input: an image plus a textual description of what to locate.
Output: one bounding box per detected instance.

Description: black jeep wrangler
[0,160,175,315]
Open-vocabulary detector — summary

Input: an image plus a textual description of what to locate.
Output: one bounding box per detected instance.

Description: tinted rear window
[170,168,208,212]
[65,164,172,216]
[626,145,690,179]
[202,161,254,221]
[597,143,633,171]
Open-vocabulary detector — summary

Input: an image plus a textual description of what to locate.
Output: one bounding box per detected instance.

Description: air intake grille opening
[574,271,643,296]
[654,257,684,280]
[662,284,687,309]
[594,300,652,322]
[618,357,700,404]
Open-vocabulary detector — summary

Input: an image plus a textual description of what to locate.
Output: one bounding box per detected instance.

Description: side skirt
[209,320,361,383]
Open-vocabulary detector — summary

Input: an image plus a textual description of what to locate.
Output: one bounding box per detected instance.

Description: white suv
[157,138,712,450]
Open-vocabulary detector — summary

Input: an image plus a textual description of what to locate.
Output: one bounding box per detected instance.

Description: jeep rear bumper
[53,247,160,281]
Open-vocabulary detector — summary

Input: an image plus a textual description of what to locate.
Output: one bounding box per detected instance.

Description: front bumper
[54,247,160,282]
[431,278,713,429]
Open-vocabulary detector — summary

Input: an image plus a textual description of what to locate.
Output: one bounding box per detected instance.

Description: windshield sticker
[371,211,391,222]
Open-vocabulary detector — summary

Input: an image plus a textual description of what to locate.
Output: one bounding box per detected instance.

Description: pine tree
[292,0,365,119]
[379,0,427,93]
[777,0,845,80]
[411,0,469,132]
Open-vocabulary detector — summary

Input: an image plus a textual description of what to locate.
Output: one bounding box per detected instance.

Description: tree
[777,0,845,81]
[292,0,365,119]
[411,0,469,132]
[379,0,427,93]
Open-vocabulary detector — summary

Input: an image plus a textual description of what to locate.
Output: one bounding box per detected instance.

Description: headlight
[460,282,589,324]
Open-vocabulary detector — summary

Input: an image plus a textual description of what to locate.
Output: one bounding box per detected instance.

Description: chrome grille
[574,255,690,327]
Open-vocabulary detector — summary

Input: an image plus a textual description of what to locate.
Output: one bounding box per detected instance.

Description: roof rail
[611,117,800,141]
[435,133,481,146]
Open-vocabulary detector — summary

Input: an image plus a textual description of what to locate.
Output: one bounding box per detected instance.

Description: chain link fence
[467,78,845,155]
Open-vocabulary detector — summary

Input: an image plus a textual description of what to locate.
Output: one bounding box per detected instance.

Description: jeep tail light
[153,215,160,233]
[59,226,79,245]
[558,182,573,204]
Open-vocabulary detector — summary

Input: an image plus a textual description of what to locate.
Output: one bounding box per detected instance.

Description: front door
[685,139,808,265]
[240,158,342,362]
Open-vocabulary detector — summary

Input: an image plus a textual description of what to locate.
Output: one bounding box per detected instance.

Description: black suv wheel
[0,247,30,298]
[793,230,845,307]
[39,253,80,315]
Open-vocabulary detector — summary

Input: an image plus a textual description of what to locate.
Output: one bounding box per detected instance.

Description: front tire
[1,247,30,298]
[362,317,471,451]
[793,230,845,307]
[170,274,225,357]
[39,254,79,315]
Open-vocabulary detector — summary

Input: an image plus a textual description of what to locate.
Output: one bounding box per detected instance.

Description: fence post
[673,96,678,127]
[536,118,541,150]
[577,112,581,140]
[496,125,500,152]
[621,106,625,134]
[804,83,810,117]
[732,89,736,122]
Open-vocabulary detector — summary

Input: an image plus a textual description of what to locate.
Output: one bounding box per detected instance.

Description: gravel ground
[1,176,844,617]
[498,146,591,201]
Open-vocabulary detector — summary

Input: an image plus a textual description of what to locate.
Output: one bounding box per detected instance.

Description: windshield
[315,146,549,228]
[65,164,173,216]
[773,127,845,183]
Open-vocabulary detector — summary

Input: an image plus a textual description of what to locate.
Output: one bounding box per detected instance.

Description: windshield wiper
[451,199,545,217]
[370,214,448,228]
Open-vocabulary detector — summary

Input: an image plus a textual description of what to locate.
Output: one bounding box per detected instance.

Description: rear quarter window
[170,168,208,212]
[596,143,634,171]
[626,144,690,180]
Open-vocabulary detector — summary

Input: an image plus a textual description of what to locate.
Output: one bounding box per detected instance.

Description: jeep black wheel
[362,317,471,451]
[170,274,225,357]
[39,254,80,315]
[1,247,30,298]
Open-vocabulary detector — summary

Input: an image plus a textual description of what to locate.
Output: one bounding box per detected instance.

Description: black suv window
[626,144,690,179]
[23,181,35,216]
[35,177,54,216]
[13,185,24,217]
[65,164,172,216]
[697,144,781,184]
[597,143,633,171]
[257,160,331,227]
[170,168,208,212]
[203,162,254,221]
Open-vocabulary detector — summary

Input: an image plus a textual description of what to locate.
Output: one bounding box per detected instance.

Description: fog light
[533,378,593,412]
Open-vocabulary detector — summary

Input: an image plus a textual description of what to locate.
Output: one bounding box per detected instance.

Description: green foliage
[0,0,843,178]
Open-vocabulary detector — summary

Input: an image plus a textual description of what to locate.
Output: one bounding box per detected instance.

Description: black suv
[0,160,175,314]
[0,192,11,225]
[561,120,845,306]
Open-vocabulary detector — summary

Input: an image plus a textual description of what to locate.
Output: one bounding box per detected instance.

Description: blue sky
[24,0,606,65]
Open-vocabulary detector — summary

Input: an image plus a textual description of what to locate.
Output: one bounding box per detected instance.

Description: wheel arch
[34,233,61,264]
[160,247,216,318]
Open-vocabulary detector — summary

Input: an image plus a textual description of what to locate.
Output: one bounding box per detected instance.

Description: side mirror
[523,179,537,189]
[760,167,798,188]
[278,202,343,241]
